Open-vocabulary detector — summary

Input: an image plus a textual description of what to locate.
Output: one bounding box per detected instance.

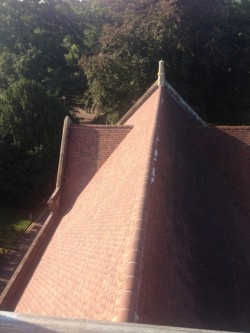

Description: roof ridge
[117,86,164,322]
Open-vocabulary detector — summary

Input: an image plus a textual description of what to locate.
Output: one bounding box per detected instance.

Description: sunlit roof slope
[15,85,164,322]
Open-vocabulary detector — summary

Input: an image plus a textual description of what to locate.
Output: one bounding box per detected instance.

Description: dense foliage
[0,0,249,202]
[0,79,66,201]
[169,0,250,124]
[81,0,250,124]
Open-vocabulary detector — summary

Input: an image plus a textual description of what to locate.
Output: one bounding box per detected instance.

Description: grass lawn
[0,208,31,255]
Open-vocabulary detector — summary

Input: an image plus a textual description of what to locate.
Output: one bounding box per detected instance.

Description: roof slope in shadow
[135,88,250,331]
[192,126,250,218]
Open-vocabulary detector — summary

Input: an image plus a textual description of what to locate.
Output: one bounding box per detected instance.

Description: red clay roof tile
[14,87,163,321]
[192,126,250,217]
[135,89,250,329]
[11,84,250,331]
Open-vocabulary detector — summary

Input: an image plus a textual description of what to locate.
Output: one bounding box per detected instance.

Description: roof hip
[118,86,165,322]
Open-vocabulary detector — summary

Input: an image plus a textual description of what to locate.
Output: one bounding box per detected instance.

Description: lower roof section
[192,125,250,217]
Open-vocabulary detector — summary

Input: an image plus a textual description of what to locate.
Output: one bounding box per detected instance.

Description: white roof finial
[157,60,165,87]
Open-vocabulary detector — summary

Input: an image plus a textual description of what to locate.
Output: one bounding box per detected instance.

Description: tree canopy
[0,0,249,202]
[0,79,66,201]
[80,0,250,124]
[1,0,249,123]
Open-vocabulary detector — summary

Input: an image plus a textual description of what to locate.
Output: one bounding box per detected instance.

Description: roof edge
[0,212,58,311]
[216,126,250,130]
[71,124,134,129]
[0,311,243,333]
[118,78,206,127]
[117,81,158,125]
[47,116,72,213]
[164,80,207,127]
[56,116,73,189]
[117,87,164,323]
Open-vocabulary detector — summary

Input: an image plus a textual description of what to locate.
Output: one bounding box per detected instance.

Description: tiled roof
[14,87,163,321]
[11,79,250,331]
[60,125,133,215]
[192,126,250,217]
[136,89,250,330]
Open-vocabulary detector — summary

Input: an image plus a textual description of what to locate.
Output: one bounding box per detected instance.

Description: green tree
[0,79,66,202]
[0,0,87,106]
[81,0,250,125]
[81,0,174,122]
[169,0,250,124]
